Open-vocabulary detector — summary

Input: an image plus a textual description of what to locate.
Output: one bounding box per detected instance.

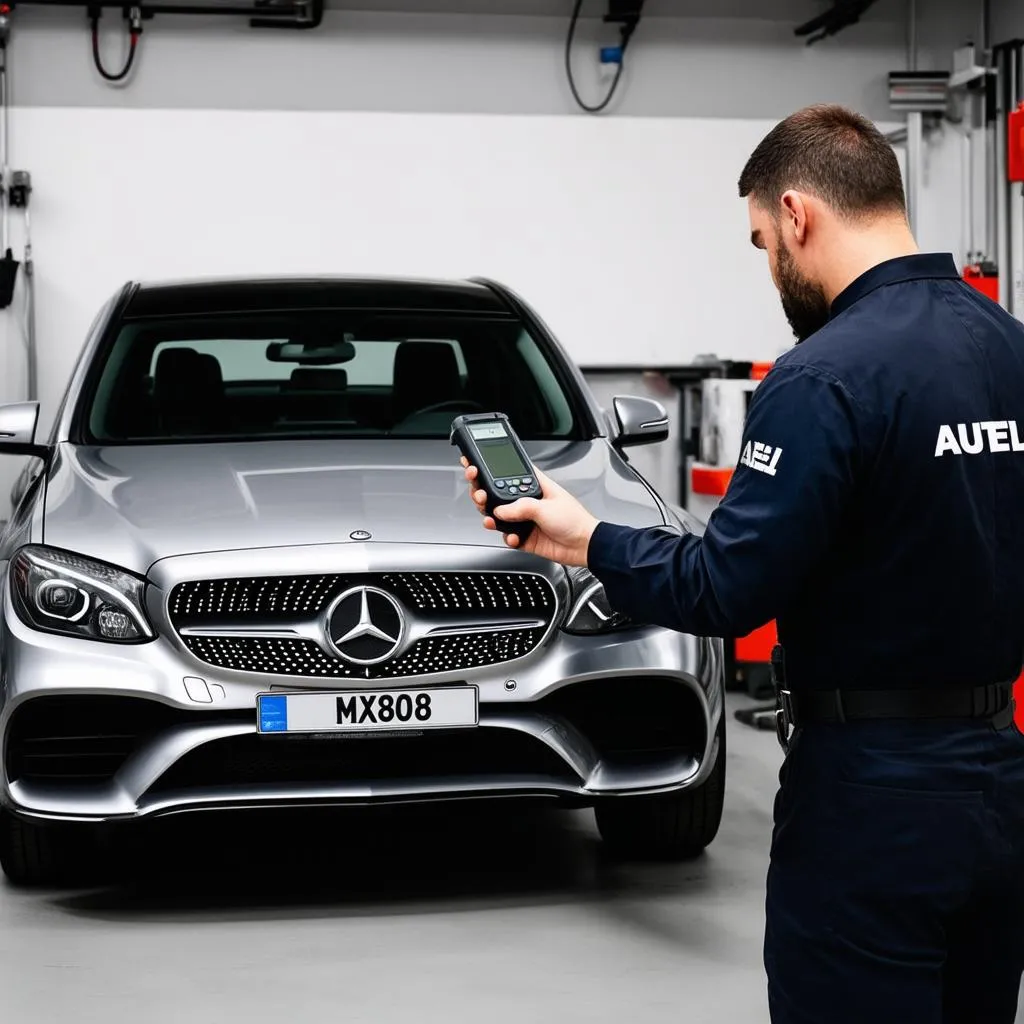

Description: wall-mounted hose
[89,5,142,83]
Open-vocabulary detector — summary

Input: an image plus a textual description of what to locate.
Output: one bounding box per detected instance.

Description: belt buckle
[774,687,794,753]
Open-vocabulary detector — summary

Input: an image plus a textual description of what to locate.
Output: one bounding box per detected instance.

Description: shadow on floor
[43,802,719,924]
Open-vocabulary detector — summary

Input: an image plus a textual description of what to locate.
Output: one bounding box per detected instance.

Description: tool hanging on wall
[9,168,33,403]
[89,4,144,83]
[0,1,17,311]
[0,3,37,402]
[564,0,645,115]
[793,0,881,46]
[0,2,324,85]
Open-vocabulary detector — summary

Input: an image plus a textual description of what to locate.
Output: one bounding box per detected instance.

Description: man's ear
[780,190,809,246]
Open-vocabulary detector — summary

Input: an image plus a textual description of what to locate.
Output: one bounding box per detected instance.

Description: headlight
[562,566,635,635]
[10,546,154,643]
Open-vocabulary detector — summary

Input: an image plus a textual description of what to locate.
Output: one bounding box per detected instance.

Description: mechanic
[460,104,1024,1024]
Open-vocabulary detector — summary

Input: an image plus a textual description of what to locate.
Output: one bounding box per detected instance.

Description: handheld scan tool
[450,413,542,542]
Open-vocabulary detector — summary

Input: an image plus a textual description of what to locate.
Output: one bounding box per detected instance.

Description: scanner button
[510,479,520,486]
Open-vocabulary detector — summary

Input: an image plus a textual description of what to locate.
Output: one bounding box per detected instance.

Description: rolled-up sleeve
[586,364,865,638]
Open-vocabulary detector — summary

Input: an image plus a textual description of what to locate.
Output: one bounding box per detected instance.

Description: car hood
[39,439,667,576]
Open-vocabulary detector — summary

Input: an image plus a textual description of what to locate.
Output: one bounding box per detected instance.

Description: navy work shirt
[587,253,1024,691]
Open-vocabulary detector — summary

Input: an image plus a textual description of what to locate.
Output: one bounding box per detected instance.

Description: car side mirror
[0,402,47,458]
[611,395,670,448]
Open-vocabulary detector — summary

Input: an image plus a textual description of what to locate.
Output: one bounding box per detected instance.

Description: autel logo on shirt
[934,421,1024,457]
[739,441,783,476]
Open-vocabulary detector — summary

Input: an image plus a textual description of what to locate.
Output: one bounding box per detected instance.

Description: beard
[775,242,830,343]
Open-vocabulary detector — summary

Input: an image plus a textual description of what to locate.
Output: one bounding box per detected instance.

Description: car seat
[153,347,226,436]
[391,341,463,424]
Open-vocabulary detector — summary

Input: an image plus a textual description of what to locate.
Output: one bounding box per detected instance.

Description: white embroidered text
[934,421,1024,456]
[739,441,783,476]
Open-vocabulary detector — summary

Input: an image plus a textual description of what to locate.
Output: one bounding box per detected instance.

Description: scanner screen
[479,440,529,479]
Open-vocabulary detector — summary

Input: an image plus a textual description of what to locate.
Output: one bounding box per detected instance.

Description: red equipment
[1008,100,1024,182]
[962,263,999,301]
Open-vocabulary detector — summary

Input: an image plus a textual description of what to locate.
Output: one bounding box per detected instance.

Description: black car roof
[121,276,514,319]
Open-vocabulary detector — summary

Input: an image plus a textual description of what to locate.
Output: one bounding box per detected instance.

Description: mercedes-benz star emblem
[326,586,405,665]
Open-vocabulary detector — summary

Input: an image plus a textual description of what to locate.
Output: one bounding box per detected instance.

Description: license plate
[256,686,478,735]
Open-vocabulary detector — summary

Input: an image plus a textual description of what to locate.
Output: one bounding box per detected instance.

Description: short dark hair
[738,104,906,220]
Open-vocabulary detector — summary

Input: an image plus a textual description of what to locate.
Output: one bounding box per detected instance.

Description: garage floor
[0,694,1019,1024]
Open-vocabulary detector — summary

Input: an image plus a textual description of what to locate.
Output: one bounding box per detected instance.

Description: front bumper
[0,554,723,825]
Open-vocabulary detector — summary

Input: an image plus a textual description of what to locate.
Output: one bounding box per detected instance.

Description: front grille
[147,728,579,794]
[5,696,253,787]
[182,627,547,680]
[168,571,558,679]
[169,572,555,625]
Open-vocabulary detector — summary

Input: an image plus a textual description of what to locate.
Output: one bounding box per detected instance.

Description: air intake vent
[5,696,254,787]
[148,727,579,794]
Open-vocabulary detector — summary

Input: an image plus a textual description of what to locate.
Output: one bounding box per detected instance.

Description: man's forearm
[585,521,754,638]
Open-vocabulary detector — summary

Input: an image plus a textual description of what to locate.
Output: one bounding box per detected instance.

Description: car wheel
[0,809,99,887]
[594,715,726,861]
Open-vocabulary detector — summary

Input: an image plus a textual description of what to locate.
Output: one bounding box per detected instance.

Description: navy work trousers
[764,712,1024,1023]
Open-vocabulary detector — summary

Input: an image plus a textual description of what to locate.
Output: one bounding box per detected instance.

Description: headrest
[393,341,459,378]
[392,341,462,419]
[288,367,348,390]
[154,347,201,390]
[154,347,224,401]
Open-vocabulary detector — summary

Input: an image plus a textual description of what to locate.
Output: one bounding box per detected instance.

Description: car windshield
[82,311,580,443]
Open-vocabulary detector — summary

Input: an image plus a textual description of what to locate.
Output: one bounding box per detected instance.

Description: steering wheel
[406,399,485,417]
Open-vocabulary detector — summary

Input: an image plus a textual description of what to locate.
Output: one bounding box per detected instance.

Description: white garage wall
[0,1,989,513]
[0,107,815,411]
[0,105,961,422]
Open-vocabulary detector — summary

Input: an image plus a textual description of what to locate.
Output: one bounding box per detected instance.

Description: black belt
[783,682,1013,727]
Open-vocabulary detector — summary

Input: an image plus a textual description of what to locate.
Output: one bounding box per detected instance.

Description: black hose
[564,0,628,115]
[91,12,140,83]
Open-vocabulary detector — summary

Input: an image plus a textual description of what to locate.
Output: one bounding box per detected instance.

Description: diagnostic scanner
[451,413,542,542]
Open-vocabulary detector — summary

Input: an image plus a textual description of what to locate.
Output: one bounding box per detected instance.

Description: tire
[0,808,99,888]
[595,715,726,861]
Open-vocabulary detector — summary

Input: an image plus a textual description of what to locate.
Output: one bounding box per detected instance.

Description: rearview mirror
[0,402,47,457]
[611,395,670,448]
[266,340,356,365]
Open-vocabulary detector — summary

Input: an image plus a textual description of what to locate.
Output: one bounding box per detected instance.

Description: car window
[147,338,468,387]
[84,311,578,443]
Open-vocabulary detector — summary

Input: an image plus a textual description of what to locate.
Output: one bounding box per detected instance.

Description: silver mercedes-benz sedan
[0,276,725,885]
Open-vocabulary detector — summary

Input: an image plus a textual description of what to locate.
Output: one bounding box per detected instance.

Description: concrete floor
[0,693,1020,1024]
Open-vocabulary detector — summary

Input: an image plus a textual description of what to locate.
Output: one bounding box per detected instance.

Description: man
[461,104,1024,1023]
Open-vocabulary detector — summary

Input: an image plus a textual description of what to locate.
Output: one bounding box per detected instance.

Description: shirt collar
[829,253,960,319]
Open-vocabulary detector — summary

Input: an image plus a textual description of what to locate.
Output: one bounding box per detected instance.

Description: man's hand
[461,458,599,567]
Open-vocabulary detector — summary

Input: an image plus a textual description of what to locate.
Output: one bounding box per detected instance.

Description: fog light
[97,607,140,640]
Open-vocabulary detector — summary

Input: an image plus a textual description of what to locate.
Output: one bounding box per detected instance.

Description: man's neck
[820,221,920,305]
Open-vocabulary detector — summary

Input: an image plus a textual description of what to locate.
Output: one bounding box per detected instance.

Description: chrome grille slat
[167,571,557,678]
